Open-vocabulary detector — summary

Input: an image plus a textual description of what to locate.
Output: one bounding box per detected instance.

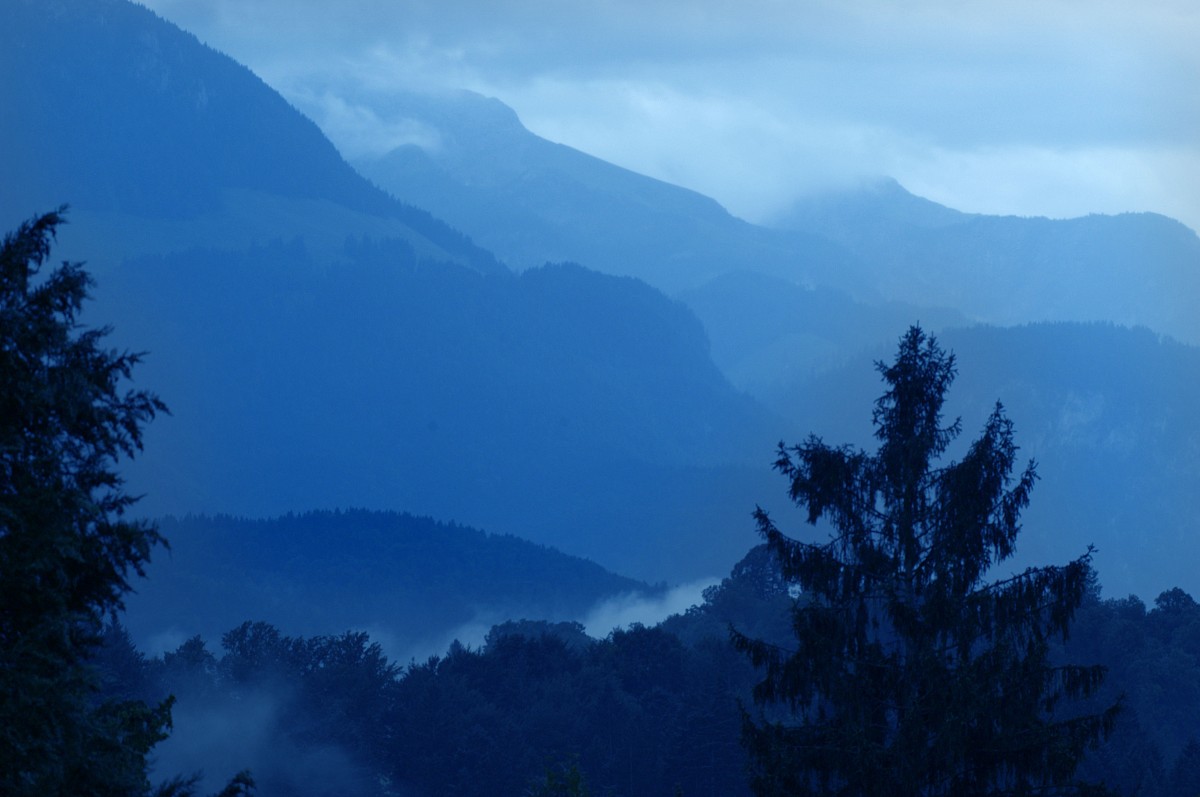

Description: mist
[582,579,721,638]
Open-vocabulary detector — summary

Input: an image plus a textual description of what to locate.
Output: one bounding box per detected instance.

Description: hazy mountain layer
[348,89,866,295]
[123,510,653,659]
[349,92,1198,348]
[680,270,970,395]
[776,179,1200,345]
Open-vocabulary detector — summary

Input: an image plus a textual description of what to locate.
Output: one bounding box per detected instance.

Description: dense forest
[92,550,1200,797]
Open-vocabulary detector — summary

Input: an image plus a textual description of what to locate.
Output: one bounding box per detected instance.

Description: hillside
[349,88,865,294]
[775,179,1200,345]
[680,270,970,395]
[123,510,654,660]
[349,92,1199,349]
[0,0,500,274]
[0,0,784,583]
[102,241,781,578]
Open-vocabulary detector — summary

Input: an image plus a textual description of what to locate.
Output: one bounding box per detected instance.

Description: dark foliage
[0,210,257,797]
[124,509,653,649]
[1066,587,1200,796]
[770,321,1200,602]
[734,326,1118,796]
[85,547,1200,797]
[0,209,173,795]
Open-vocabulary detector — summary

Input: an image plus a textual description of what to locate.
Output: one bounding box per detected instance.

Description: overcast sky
[141,0,1199,230]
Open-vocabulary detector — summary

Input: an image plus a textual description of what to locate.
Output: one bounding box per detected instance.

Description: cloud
[582,579,720,637]
[287,89,445,161]
[144,0,1199,101]
[152,687,380,796]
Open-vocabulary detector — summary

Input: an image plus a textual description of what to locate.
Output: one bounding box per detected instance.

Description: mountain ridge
[0,0,502,275]
[346,90,1200,345]
[345,88,866,294]
[123,509,656,659]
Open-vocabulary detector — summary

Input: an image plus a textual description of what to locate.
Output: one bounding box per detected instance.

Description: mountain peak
[769,177,967,235]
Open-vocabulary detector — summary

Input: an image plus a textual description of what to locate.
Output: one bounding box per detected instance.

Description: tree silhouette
[0,209,251,796]
[735,326,1117,797]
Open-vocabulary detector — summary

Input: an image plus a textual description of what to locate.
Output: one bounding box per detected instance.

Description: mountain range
[2,0,1197,607]
[347,89,1200,348]
[1,0,781,587]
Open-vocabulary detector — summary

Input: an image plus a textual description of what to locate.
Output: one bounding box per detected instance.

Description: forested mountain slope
[123,510,654,659]
[103,241,780,578]
[0,0,499,274]
[0,0,784,582]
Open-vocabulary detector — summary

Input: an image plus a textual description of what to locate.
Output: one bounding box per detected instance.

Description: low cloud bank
[151,689,376,796]
[582,578,720,637]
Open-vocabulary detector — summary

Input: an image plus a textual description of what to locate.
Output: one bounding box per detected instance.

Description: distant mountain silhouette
[352,92,1198,347]
[350,89,866,294]
[680,270,969,395]
[775,179,1200,345]
[124,510,654,658]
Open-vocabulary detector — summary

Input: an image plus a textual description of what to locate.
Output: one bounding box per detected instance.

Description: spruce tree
[0,209,171,795]
[735,326,1117,797]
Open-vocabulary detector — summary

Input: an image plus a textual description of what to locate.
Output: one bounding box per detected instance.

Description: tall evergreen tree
[734,326,1117,797]
[0,209,191,795]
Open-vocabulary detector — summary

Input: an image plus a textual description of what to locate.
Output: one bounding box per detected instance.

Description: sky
[140,0,1200,231]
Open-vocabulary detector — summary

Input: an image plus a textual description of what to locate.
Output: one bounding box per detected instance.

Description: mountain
[347,88,867,295]
[5,0,1195,601]
[0,0,784,583]
[774,179,1200,346]
[679,270,970,396]
[123,510,654,659]
[0,0,500,274]
[102,241,782,578]
[349,94,1198,350]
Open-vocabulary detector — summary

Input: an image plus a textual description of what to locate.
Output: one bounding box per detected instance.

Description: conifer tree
[735,326,1117,797]
[0,210,255,797]
[0,209,194,795]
